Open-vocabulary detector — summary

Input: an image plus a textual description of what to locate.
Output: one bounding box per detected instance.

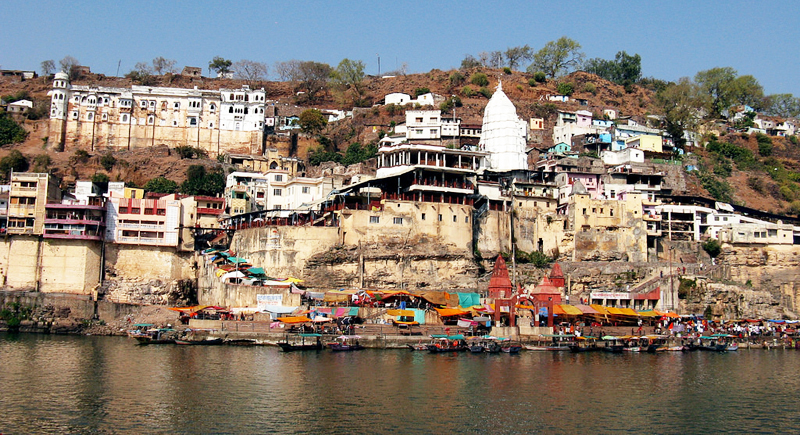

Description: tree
[656,78,703,150]
[694,67,738,119]
[144,176,178,194]
[208,56,233,77]
[528,37,584,78]
[298,109,327,135]
[0,150,29,177]
[0,114,28,145]
[504,45,533,70]
[460,55,481,69]
[763,94,800,118]
[91,172,110,184]
[233,59,268,82]
[586,51,642,86]
[180,165,225,196]
[556,82,574,96]
[100,152,117,171]
[32,154,51,172]
[274,59,301,81]
[126,62,156,85]
[40,60,55,77]
[295,61,332,102]
[341,142,377,166]
[730,75,764,109]
[331,58,367,106]
[59,55,81,80]
[152,57,177,75]
[702,239,721,258]
[478,51,503,68]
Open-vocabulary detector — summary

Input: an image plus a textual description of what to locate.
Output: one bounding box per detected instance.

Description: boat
[175,337,224,345]
[569,336,601,353]
[726,342,739,351]
[407,341,429,351]
[525,334,575,351]
[128,326,177,345]
[426,334,468,353]
[602,336,626,353]
[501,340,522,354]
[623,337,643,352]
[277,333,324,352]
[328,335,365,351]
[467,337,485,353]
[642,335,668,353]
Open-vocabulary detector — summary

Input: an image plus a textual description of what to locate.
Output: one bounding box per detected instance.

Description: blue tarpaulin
[457,292,481,308]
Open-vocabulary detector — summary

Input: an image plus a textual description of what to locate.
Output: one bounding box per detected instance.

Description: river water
[1,333,798,434]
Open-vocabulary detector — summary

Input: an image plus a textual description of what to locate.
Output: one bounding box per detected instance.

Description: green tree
[100,152,117,171]
[0,150,28,177]
[656,78,702,150]
[32,154,51,172]
[460,54,481,69]
[0,113,29,145]
[414,87,431,97]
[504,45,533,70]
[584,51,642,86]
[298,109,328,135]
[208,56,233,76]
[533,71,547,83]
[180,165,225,196]
[763,93,800,118]
[331,58,367,106]
[528,37,584,78]
[694,67,762,119]
[295,61,332,102]
[307,146,342,166]
[730,75,764,109]
[341,142,377,166]
[144,176,178,194]
[702,239,722,258]
[91,172,110,183]
[557,82,574,96]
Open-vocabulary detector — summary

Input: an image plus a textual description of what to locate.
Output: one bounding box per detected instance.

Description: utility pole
[376,54,380,76]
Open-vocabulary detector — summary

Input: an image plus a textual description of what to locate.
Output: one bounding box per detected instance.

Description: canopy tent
[637,310,660,317]
[246,267,266,276]
[263,306,300,315]
[434,307,470,317]
[554,304,583,316]
[575,305,600,315]
[590,304,610,315]
[221,271,246,281]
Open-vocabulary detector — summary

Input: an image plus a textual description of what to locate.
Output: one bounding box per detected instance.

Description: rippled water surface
[1,333,799,434]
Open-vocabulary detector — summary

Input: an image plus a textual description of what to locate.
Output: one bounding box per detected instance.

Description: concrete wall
[39,239,102,294]
[104,244,193,281]
[230,226,341,278]
[4,236,39,289]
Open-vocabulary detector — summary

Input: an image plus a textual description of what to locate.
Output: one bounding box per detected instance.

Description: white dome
[54,71,69,81]
[479,81,528,171]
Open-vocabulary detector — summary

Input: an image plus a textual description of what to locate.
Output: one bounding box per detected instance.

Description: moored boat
[426,334,468,353]
[328,335,365,351]
[278,333,323,352]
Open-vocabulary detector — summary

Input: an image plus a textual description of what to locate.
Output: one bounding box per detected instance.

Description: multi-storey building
[105,193,181,246]
[48,72,267,156]
[43,203,105,241]
[7,172,61,235]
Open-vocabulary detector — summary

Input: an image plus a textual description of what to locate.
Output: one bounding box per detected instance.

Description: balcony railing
[116,222,163,230]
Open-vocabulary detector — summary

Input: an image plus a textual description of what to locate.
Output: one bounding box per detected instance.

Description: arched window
[244,107,249,115]
[210,103,216,112]
[230,93,234,100]
[229,107,233,113]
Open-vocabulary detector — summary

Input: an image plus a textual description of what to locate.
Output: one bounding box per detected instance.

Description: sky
[3,0,799,96]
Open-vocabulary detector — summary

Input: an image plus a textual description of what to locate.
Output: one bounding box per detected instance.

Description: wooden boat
[426,334,468,353]
[570,337,601,353]
[525,334,575,351]
[328,335,365,351]
[407,343,428,351]
[278,333,323,352]
[602,336,626,353]
[501,341,522,354]
[175,337,224,345]
[128,327,177,345]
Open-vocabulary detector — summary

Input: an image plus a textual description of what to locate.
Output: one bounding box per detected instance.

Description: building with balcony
[105,194,181,246]
[43,203,105,240]
[7,172,61,235]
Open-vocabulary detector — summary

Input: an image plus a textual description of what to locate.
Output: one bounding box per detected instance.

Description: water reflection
[1,334,799,434]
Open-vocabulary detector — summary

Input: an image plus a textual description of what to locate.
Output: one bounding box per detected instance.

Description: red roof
[488,255,512,298]
[549,263,564,279]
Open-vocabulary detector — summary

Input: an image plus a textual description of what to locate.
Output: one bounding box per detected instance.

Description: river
[0,333,798,434]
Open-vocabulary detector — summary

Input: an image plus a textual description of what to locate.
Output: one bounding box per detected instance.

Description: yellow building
[7,172,61,235]
[624,134,662,153]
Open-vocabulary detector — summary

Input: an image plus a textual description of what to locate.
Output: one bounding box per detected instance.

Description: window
[147,115,154,125]
[173,120,178,126]
[415,129,424,135]
[438,214,443,221]
[174,102,180,110]
[140,100,147,108]
[209,122,214,128]
[210,103,216,112]
[465,216,469,223]
[71,111,79,119]
[393,217,403,225]
[102,113,108,121]
[275,175,283,182]
[369,216,379,224]
[421,213,426,220]
[453,215,457,222]
[302,187,310,194]
[87,113,94,121]
[273,189,282,196]
[189,117,197,126]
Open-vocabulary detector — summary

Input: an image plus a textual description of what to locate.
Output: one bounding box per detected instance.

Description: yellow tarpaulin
[276,316,312,324]
[590,304,610,315]
[638,310,659,317]
[387,309,415,317]
[434,307,469,317]
[606,307,639,316]
[558,304,583,316]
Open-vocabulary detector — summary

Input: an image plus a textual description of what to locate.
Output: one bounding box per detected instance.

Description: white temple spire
[478,80,528,171]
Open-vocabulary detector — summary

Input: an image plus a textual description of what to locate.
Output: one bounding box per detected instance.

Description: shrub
[702,239,722,258]
[449,71,465,86]
[0,114,29,146]
[583,83,597,94]
[779,184,795,201]
[462,86,476,97]
[71,149,90,164]
[174,146,207,159]
[470,73,489,87]
[503,67,512,75]
[789,135,798,145]
[100,152,117,171]
[414,87,430,97]
[478,87,493,99]
[789,200,800,216]
[533,72,546,83]
[758,141,773,157]
[747,176,764,193]
[0,150,29,177]
[699,173,733,203]
[529,251,553,268]
[32,154,51,172]
[528,78,537,87]
[144,176,178,194]
[556,82,574,96]
[91,172,110,183]
[384,104,400,116]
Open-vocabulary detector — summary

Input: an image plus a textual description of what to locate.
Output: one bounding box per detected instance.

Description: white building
[479,82,528,171]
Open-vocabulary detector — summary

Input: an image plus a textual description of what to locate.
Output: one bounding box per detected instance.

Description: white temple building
[478,81,529,171]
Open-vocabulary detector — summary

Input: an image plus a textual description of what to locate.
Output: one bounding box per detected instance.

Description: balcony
[643,214,662,222]
[43,230,103,241]
[117,222,164,230]
[197,207,223,215]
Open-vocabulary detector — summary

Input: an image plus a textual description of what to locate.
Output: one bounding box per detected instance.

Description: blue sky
[3,0,799,95]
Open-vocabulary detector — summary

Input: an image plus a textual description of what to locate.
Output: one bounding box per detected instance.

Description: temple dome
[479,81,528,171]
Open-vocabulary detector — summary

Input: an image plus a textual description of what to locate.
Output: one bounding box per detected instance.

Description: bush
[449,71,465,86]
[789,135,798,145]
[384,104,401,116]
[414,87,430,97]
[699,173,733,203]
[100,152,117,171]
[0,113,29,145]
[462,86,476,97]
[91,172,110,183]
[478,87,493,99]
[758,141,773,157]
[502,67,512,75]
[529,251,553,268]
[702,239,722,258]
[533,72,546,83]
[788,200,800,216]
[174,146,207,159]
[706,139,755,169]
[747,176,764,193]
[32,154,51,172]
[70,149,90,165]
[779,184,795,201]
[470,73,489,87]
[556,82,575,96]
[583,83,597,94]
[528,78,537,87]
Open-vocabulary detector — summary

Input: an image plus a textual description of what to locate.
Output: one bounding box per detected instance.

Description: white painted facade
[479,82,528,171]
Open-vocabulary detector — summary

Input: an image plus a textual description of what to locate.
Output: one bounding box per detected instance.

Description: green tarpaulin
[247,267,266,276]
[457,292,481,308]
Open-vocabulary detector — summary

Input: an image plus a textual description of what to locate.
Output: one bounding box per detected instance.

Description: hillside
[1,68,799,216]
